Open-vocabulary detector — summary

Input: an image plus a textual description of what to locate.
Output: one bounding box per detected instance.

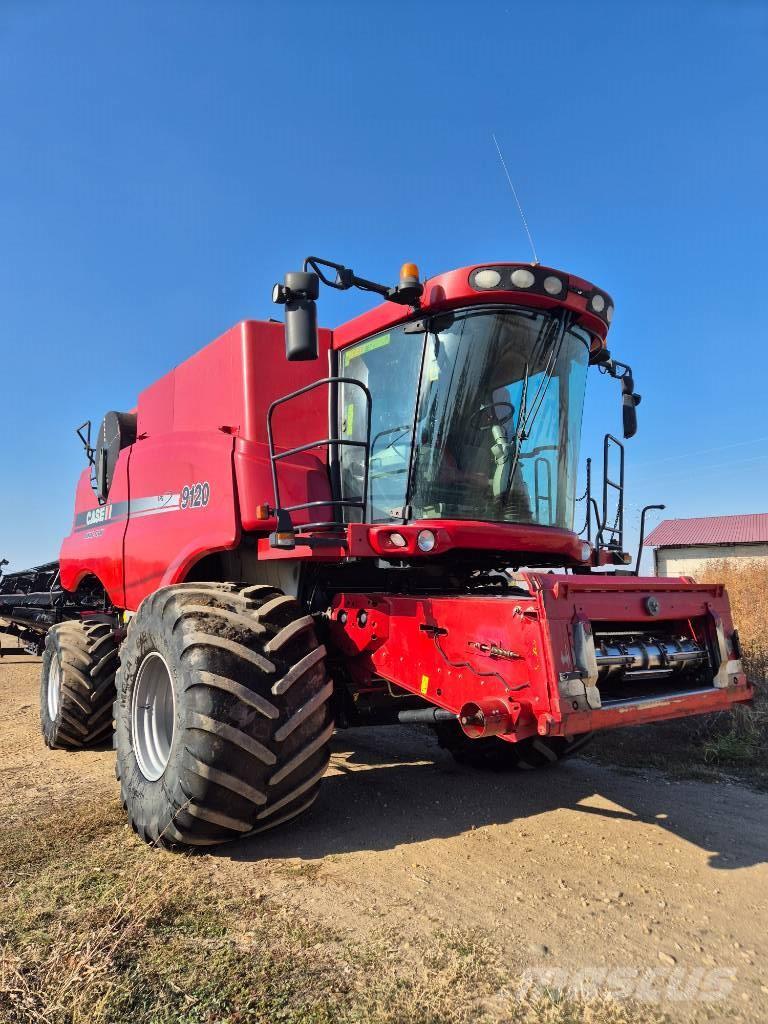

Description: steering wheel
[469,401,515,432]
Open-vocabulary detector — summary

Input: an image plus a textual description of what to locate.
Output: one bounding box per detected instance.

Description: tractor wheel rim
[47,656,61,720]
[132,651,176,782]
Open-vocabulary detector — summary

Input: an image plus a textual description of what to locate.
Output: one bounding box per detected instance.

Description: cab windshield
[339,306,590,530]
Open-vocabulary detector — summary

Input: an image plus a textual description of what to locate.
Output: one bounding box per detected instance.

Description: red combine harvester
[0,257,752,847]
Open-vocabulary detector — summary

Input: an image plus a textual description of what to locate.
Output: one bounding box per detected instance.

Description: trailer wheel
[40,620,120,749]
[114,583,333,849]
[434,721,592,771]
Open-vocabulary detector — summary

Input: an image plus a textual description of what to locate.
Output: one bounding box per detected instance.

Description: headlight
[580,542,592,561]
[417,530,436,553]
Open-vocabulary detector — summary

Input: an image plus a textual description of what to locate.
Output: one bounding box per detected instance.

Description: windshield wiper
[501,313,567,502]
[370,424,412,464]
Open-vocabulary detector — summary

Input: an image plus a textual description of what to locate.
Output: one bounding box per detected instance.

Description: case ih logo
[86,504,113,526]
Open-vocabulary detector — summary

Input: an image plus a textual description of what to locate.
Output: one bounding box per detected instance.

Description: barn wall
[656,544,768,578]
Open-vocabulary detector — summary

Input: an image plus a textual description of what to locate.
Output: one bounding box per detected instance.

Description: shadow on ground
[222,726,768,871]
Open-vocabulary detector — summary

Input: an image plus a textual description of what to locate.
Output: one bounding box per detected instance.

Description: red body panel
[327,573,753,740]
[60,319,332,610]
[256,520,591,564]
[122,431,238,610]
[60,465,129,605]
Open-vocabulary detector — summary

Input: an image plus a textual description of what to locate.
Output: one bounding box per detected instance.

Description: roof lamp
[510,268,535,288]
[399,263,420,288]
[473,268,502,289]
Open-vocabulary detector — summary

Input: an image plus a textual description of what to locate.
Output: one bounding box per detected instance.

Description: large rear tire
[40,620,119,749]
[434,721,592,771]
[115,583,333,849]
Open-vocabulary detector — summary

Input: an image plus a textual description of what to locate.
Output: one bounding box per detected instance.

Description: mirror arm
[76,420,96,467]
[272,257,424,362]
[302,256,422,306]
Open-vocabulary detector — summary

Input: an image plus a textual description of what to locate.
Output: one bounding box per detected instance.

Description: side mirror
[622,393,639,439]
[616,366,640,440]
[273,271,320,361]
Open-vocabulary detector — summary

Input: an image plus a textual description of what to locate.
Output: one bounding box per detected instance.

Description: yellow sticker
[344,402,355,435]
[344,333,391,366]
[420,674,429,695]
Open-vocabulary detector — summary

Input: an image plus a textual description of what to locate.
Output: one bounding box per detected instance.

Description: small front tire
[40,620,119,749]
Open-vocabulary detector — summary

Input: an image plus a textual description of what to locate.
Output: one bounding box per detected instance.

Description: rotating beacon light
[394,262,422,305]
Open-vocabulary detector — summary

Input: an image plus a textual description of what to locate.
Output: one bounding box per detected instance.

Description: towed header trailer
[0,561,110,656]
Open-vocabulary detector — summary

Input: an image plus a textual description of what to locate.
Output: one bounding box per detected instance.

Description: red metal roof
[644,513,768,548]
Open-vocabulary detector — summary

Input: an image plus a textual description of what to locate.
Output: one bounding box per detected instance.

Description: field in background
[698,559,768,680]
[588,560,768,788]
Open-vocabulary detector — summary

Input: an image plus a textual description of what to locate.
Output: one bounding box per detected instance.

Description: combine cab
[7,256,751,848]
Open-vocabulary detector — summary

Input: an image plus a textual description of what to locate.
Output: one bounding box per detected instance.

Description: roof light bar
[470,264,568,304]
[586,288,614,327]
[469,264,615,327]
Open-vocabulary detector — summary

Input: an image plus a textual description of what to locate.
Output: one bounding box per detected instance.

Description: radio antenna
[491,132,539,265]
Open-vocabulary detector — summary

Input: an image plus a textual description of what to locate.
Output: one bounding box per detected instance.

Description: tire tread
[115,582,333,850]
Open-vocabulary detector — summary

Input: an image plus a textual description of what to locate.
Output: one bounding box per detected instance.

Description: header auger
[0,256,752,848]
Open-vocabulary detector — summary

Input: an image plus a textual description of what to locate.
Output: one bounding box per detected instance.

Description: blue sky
[1,0,766,572]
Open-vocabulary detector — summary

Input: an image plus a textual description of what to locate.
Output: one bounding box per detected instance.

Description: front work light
[417,529,437,552]
[473,268,502,289]
[468,264,614,328]
[510,268,535,289]
[470,265,568,302]
[584,288,615,327]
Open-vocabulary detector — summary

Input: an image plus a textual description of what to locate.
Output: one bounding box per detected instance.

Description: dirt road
[2,654,767,1022]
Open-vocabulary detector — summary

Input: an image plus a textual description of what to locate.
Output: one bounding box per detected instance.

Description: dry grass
[587,559,768,787]
[695,560,768,768]
[697,559,768,682]
[0,800,668,1024]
